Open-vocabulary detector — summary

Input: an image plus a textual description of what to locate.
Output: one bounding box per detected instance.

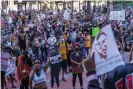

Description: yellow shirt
[58,42,69,60]
[85,35,91,48]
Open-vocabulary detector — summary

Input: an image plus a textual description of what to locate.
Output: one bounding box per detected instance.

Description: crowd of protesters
[1,3,133,89]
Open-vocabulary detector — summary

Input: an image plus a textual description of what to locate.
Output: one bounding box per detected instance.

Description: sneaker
[62,77,66,82]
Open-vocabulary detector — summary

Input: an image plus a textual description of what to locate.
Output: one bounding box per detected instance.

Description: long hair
[96,32,107,41]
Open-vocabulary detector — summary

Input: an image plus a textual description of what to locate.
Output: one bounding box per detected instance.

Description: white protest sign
[109,10,125,21]
[91,24,125,75]
[28,24,34,28]
[41,14,46,19]
[8,17,12,24]
[63,8,71,20]
[1,52,11,71]
[24,27,29,32]
[6,57,16,76]
[50,54,61,64]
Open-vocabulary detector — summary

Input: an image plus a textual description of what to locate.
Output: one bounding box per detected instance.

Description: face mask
[7,41,11,46]
[60,38,64,42]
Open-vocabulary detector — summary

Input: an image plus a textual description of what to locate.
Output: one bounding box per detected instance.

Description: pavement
[5,67,88,89]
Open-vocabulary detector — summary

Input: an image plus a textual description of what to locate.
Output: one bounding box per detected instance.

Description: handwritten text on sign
[50,54,61,64]
[91,25,125,75]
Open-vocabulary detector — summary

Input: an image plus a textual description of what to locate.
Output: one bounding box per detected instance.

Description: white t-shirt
[32,69,46,86]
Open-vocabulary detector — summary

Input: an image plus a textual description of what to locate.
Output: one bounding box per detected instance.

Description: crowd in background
[1,3,133,89]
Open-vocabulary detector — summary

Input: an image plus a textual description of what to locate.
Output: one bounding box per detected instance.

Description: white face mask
[7,41,11,46]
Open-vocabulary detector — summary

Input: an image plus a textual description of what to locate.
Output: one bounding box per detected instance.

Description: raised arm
[43,58,50,72]
[84,53,102,89]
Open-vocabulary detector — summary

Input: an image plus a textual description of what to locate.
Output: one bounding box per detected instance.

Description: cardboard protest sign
[91,25,125,75]
[24,27,29,32]
[92,27,100,37]
[109,10,125,21]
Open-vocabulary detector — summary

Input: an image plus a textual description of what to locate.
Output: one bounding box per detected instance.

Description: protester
[84,32,91,55]
[18,29,26,52]
[58,36,69,81]
[129,46,133,63]
[84,53,133,89]
[1,3,133,89]
[47,33,61,89]
[70,43,84,89]
[76,31,86,59]
[29,58,50,89]
[17,51,33,89]
[1,45,13,89]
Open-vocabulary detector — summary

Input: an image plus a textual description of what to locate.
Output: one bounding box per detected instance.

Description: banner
[109,10,125,21]
[92,27,100,37]
[91,25,125,75]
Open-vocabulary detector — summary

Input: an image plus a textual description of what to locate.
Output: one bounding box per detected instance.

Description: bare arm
[29,70,35,89]
[129,46,133,62]
[70,58,80,65]
[43,59,50,72]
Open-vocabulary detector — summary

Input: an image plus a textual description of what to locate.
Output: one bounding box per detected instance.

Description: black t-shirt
[76,37,85,48]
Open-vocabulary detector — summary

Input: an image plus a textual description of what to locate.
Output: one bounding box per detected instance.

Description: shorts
[60,60,67,71]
